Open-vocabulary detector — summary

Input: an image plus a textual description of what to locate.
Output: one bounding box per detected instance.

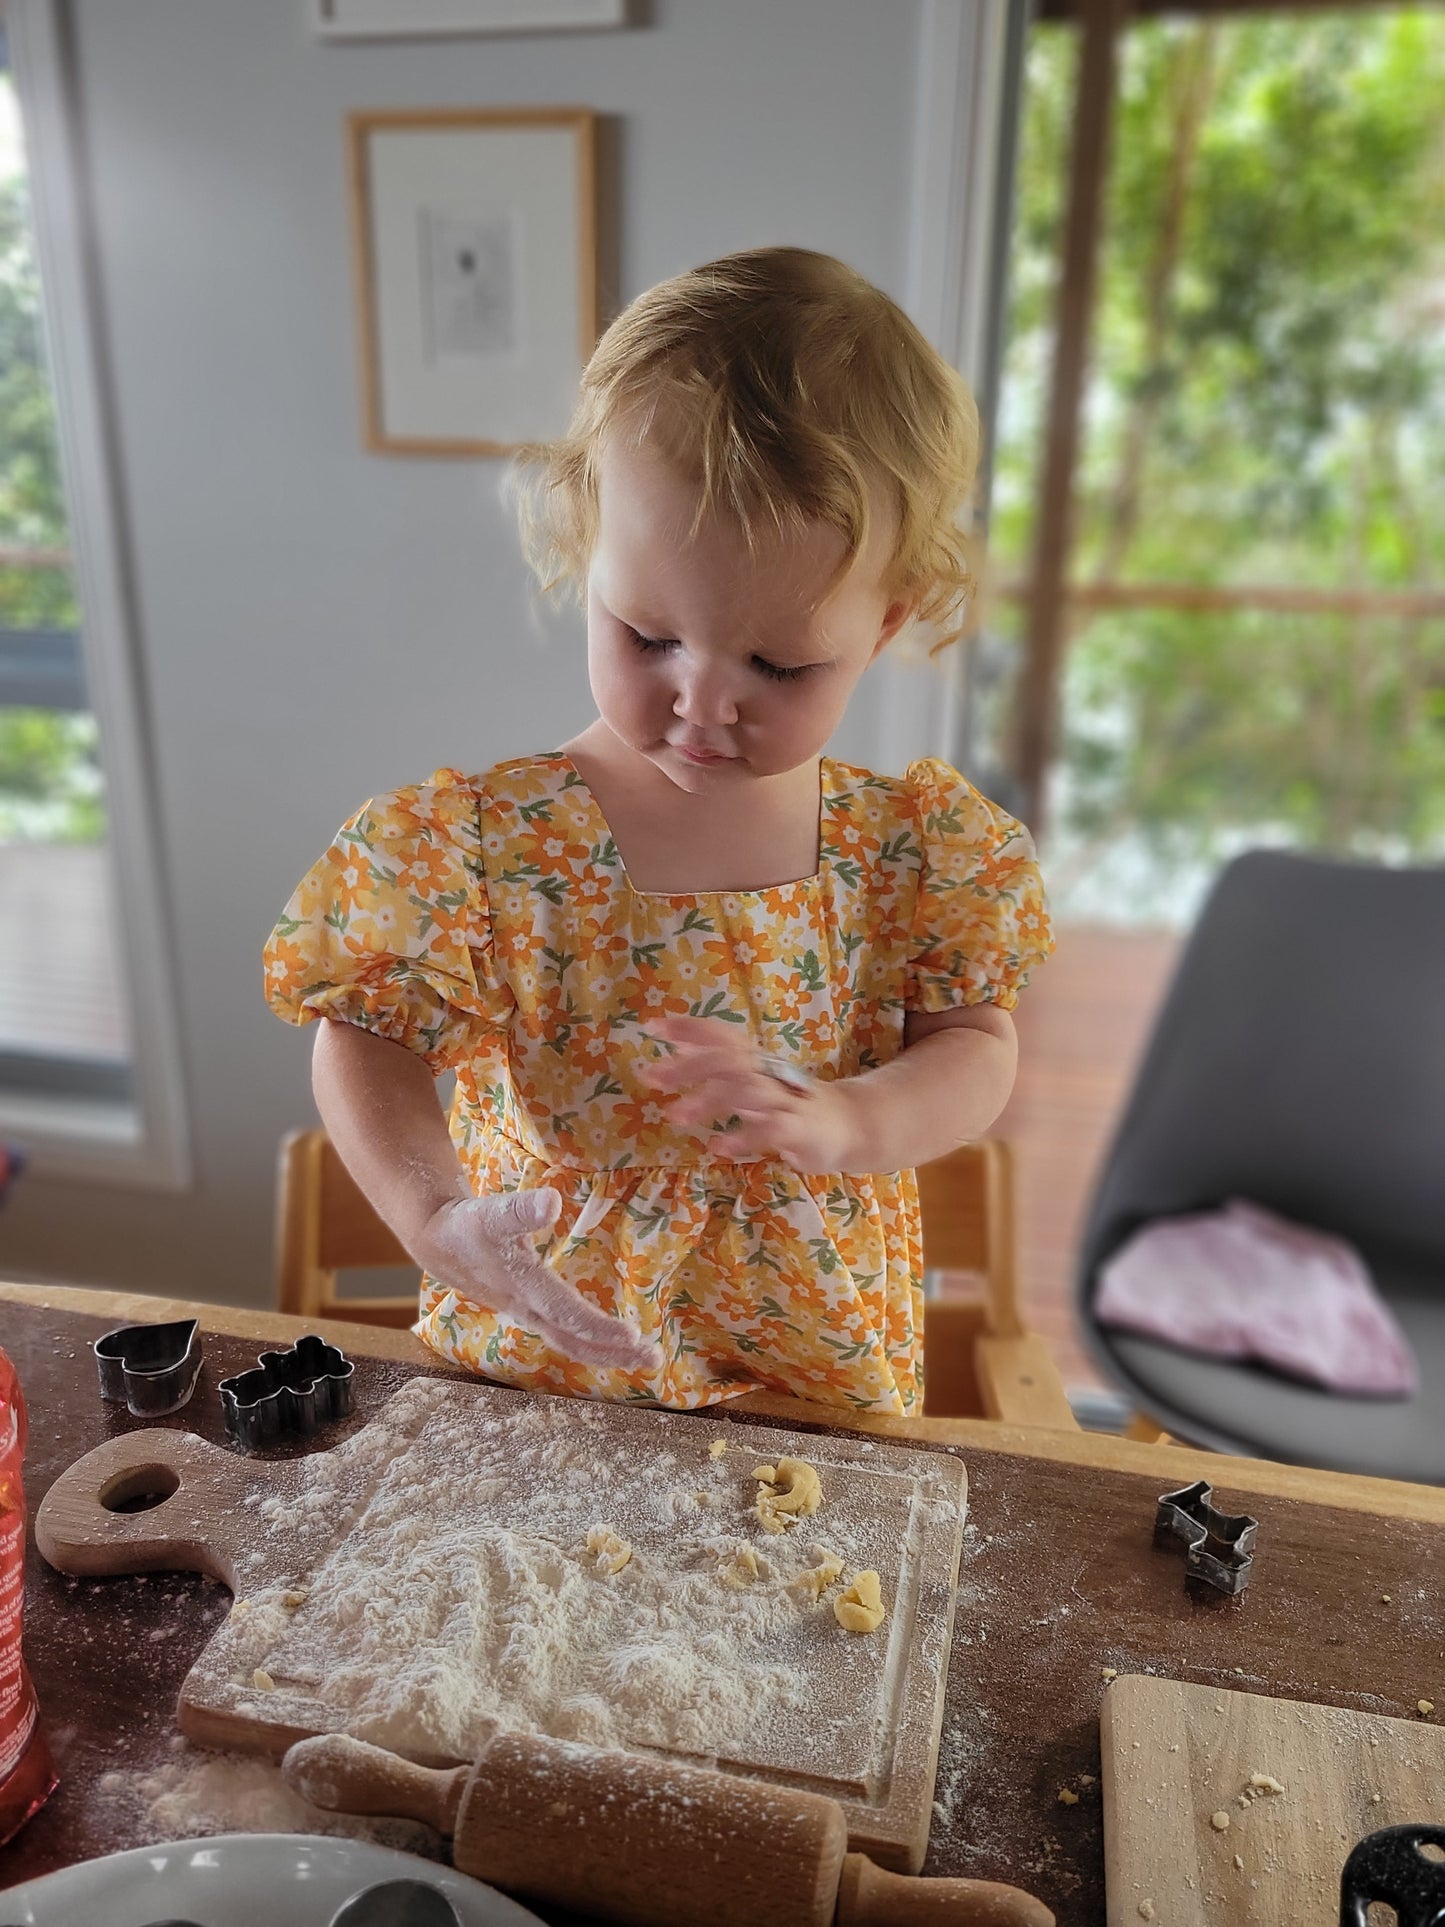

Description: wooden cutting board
[1102,1673,1445,1924]
[35,1375,966,1873]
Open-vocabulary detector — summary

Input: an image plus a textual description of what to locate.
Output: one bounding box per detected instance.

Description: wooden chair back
[275,1129,417,1327]
[915,1138,1024,1418]
[275,1131,1026,1363]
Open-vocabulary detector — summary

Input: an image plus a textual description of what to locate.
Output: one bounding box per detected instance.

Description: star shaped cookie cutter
[1155,1479,1258,1596]
[218,1334,355,1452]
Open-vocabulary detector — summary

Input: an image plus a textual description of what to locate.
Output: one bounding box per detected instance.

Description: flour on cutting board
[195,1380,966,1783]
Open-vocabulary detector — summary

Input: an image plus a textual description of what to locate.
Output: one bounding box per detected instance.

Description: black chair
[1078,849,1445,1480]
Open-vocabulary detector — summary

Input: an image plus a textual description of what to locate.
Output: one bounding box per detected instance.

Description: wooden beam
[1013,0,1130,833]
[1039,0,1413,19]
[996,578,1445,620]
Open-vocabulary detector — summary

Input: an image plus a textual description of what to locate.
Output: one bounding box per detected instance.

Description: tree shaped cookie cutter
[218,1334,355,1452]
[1155,1478,1258,1595]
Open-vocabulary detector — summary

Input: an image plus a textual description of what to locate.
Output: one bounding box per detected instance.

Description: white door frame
[872,0,1016,779]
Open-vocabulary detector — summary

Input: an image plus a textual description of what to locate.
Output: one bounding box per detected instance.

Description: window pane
[0,43,130,1071]
[0,838,129,1065]
[990,9,1445,927]
[986,13,1445,1381]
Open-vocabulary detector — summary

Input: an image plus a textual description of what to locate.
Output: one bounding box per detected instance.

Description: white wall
[1,0,992,1305]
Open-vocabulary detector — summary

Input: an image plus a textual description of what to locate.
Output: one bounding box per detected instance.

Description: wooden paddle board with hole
[35,1376,966,1872]
[1102,1672,1445,1924]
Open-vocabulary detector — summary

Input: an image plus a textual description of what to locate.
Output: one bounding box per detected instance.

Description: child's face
[585,433,912,792]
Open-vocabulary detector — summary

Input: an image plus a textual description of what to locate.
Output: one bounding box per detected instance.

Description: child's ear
[870,595,916,661]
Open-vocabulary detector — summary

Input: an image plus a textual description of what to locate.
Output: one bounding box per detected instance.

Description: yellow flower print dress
[263,753,1052,1416]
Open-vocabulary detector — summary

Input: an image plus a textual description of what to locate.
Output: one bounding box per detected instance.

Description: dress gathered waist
[476,1123,897,1187]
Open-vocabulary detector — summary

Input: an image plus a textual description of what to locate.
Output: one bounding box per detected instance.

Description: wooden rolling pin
[283,1731,1052,1927]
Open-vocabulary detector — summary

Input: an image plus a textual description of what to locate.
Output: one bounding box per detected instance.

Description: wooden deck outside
[995,924,1179,1390]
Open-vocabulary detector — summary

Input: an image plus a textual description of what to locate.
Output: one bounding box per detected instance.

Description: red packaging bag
[0,1346,57,1844]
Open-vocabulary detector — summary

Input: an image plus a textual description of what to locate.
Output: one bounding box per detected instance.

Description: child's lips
[673,742,736,766]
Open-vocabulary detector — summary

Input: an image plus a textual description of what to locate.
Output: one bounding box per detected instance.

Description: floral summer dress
[263,753,1052,1415]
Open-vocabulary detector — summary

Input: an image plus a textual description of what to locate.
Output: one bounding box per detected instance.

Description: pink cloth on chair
[1096,1198,1418,1396]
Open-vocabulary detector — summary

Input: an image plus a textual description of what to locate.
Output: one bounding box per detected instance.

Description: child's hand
[414,1188,661,1373]
[645,1016,864,1174]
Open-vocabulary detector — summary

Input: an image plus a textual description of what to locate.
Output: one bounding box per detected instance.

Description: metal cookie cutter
[219,1334,354,1452]
[95,1317,203,1418]
[1155,1478,1258,1596]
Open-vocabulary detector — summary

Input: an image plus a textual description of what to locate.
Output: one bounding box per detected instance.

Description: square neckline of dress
[551,751,829,902]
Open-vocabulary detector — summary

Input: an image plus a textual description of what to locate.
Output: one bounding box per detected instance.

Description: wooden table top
[3,1281,1443,1922]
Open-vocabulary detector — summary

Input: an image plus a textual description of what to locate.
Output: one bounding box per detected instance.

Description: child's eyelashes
[625,628,812,683]
[628,629,678,657]
[750,656,811,684]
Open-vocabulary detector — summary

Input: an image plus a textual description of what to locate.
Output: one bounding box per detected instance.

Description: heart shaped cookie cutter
[218,1334,355,1451]
[94,1317,203,1418]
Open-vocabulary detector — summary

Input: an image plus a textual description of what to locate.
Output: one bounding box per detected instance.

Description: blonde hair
[515,247,982,651]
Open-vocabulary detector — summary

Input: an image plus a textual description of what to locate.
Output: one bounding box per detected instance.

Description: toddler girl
[263,247,1052,1417]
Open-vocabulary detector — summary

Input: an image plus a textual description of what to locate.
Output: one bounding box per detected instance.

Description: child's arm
[311,1020,659,1370]
[645,1007,1016,1175]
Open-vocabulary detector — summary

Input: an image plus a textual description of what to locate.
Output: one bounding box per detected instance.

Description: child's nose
[673,666,739,728]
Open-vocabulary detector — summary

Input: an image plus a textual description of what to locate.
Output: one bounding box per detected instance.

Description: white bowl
[0,1832,545,1927]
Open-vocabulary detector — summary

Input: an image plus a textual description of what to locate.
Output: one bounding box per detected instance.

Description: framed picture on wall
[315,0,626,35]
[347,107,598,456]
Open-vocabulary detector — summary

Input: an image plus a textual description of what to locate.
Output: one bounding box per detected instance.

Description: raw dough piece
[754,1458,823,1534]
[718,1544,765,1590]
[1210,1810,1230,1831]
[791,1550,845,1601]
[834,1570,887,1633]
[585,1527,632,1576]
[708,1439,727,1460]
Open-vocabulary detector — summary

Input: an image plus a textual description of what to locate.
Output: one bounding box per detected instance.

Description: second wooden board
[36,1376,967,1872]
[1102,1672,1445,1924]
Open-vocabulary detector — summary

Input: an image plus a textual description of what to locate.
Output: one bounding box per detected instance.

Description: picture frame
[346,107,598,456]
[314,0,626,38]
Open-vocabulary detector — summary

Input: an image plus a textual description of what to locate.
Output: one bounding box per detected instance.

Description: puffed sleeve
[904,757,1054,1013]
[262,770,513,1071]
